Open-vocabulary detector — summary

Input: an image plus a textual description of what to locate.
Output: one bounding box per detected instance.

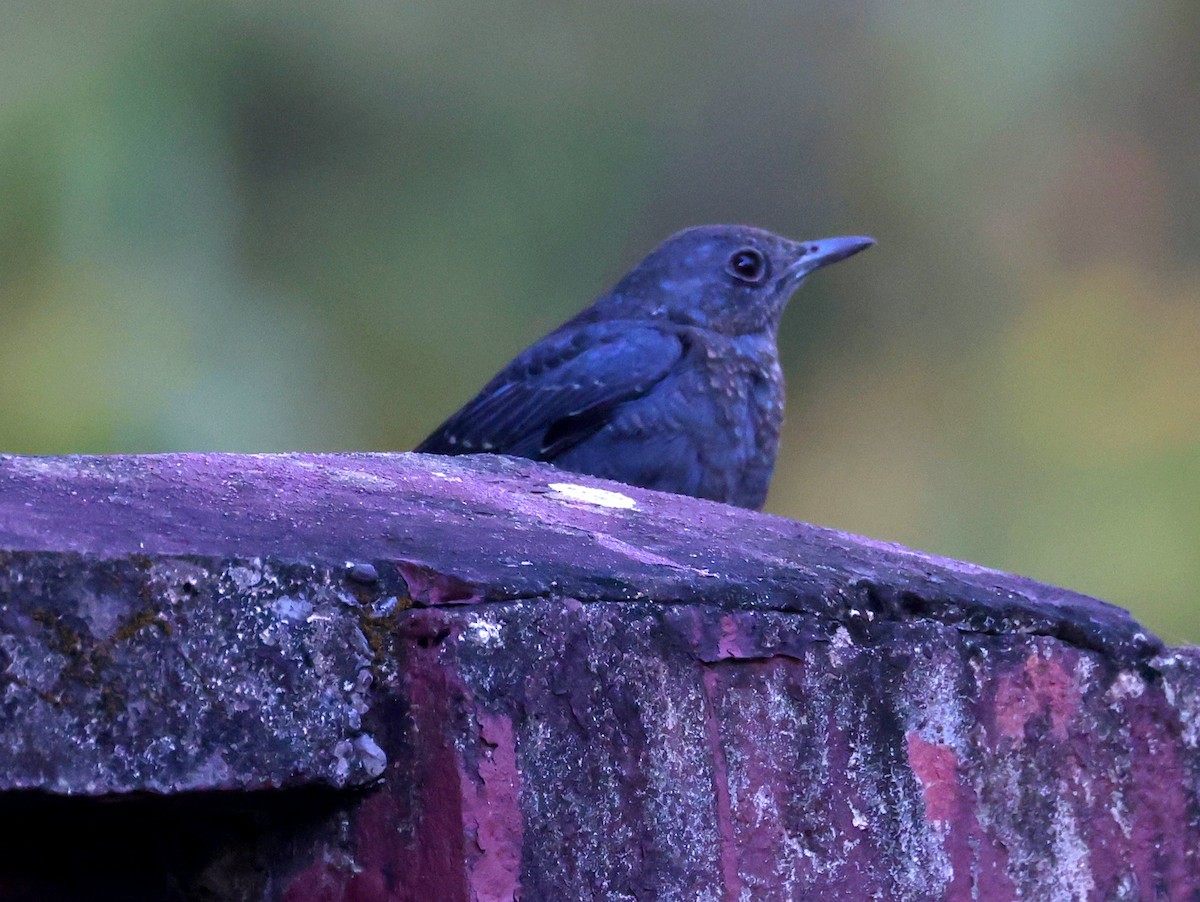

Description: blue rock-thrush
[416,225,873,509]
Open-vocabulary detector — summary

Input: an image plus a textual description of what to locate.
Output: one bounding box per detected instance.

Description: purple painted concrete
[0,452,1195,900]
[0,452,1159,659]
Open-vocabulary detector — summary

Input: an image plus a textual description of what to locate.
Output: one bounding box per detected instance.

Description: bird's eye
[726,248,768,284]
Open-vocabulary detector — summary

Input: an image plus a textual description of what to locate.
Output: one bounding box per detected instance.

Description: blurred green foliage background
[1,2,1197,641]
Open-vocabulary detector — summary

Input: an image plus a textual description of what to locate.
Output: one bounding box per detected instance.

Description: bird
[416,225,873,510]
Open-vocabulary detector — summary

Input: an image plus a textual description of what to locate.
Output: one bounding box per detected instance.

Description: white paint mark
[1107,671,1145,701]
[468,618,503,645]
[849,802,869,829]
[546,482,637,510]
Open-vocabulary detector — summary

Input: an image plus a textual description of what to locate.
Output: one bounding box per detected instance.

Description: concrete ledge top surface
[0,451,1160,662]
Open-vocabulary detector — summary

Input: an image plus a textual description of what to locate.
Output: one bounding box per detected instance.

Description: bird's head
[602,225,874,336]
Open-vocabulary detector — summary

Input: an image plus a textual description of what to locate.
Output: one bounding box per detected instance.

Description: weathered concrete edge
[0,452,1165,663]
[0,451,1187,798]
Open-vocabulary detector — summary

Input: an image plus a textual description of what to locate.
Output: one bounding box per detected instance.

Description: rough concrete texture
[0,452,1195,900]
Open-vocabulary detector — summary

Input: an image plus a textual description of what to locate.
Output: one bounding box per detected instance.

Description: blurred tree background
[1,1,1197,640]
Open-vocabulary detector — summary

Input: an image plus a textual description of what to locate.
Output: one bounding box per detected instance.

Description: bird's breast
[673,331,785,504]
[692,332,783,426]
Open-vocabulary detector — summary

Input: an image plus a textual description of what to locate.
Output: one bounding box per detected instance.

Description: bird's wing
[416,322,685,460]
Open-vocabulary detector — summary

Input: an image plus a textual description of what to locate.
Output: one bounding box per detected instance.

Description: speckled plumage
[416,225,873,509]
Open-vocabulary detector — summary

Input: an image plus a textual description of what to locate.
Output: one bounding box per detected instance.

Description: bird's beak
[785,235,875,282]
